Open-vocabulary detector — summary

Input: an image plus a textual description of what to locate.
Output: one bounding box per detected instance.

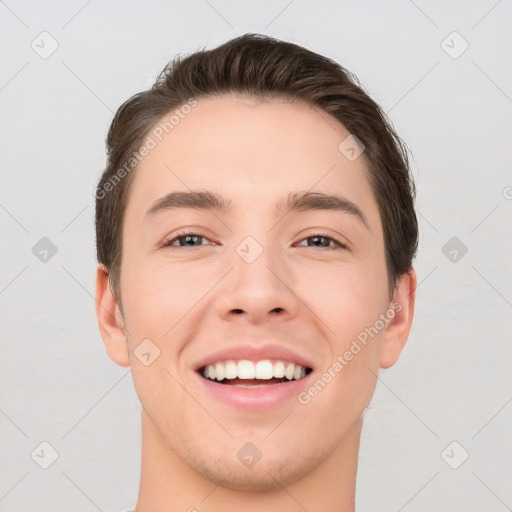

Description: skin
[95,94,417,512]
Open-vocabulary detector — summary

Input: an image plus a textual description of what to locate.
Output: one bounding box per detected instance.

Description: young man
[94,33,418,511]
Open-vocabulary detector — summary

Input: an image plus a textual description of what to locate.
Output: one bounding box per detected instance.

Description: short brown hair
[95,33,418,308]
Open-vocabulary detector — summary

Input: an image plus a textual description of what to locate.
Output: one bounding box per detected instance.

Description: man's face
[110,95,402,490]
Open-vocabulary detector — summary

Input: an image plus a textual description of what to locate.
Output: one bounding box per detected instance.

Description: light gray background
[1,1,511,511]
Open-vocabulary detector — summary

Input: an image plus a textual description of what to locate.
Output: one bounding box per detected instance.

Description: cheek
[298,320,383,435]
[296,259,387,403]
[295,338,381,451]
[297,258,388,337]
[121,255,206,333]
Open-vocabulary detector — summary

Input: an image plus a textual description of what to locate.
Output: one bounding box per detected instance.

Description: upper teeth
[202,360,308,381]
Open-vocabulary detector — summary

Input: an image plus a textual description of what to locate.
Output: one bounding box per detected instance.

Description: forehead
[124,94,380,229]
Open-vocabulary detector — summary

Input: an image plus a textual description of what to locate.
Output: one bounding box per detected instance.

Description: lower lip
[193,371,314,411]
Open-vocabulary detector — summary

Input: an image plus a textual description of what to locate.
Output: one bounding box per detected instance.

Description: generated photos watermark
[94,97,198,200]
[298,301,402,405]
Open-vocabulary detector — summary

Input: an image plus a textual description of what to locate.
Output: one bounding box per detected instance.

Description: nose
[215,243,299,325]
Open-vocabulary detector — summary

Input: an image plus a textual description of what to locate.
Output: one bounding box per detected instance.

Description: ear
[95,264,130,367]
[380,267,417,369]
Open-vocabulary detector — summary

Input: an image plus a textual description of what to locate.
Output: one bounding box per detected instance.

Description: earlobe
[95,264,130,367]
[380,267,417,369]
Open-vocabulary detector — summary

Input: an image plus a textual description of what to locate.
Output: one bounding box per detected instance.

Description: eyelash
[161,230,348,250]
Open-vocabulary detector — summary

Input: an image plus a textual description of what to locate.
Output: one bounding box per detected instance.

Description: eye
[296,233,347,250]
[161,231,214,248]
[160,231,347,250]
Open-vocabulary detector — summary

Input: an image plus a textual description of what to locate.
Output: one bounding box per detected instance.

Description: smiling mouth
[198,359,313,387]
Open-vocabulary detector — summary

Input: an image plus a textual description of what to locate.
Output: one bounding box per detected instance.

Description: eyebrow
[145,189,369,229]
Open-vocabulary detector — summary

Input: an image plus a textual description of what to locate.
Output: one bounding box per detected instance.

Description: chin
[189,448,316,492]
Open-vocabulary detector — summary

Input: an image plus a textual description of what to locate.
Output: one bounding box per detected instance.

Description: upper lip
[193,343,315,371]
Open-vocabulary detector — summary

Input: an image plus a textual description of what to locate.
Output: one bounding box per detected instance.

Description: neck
[134,411,361,512]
